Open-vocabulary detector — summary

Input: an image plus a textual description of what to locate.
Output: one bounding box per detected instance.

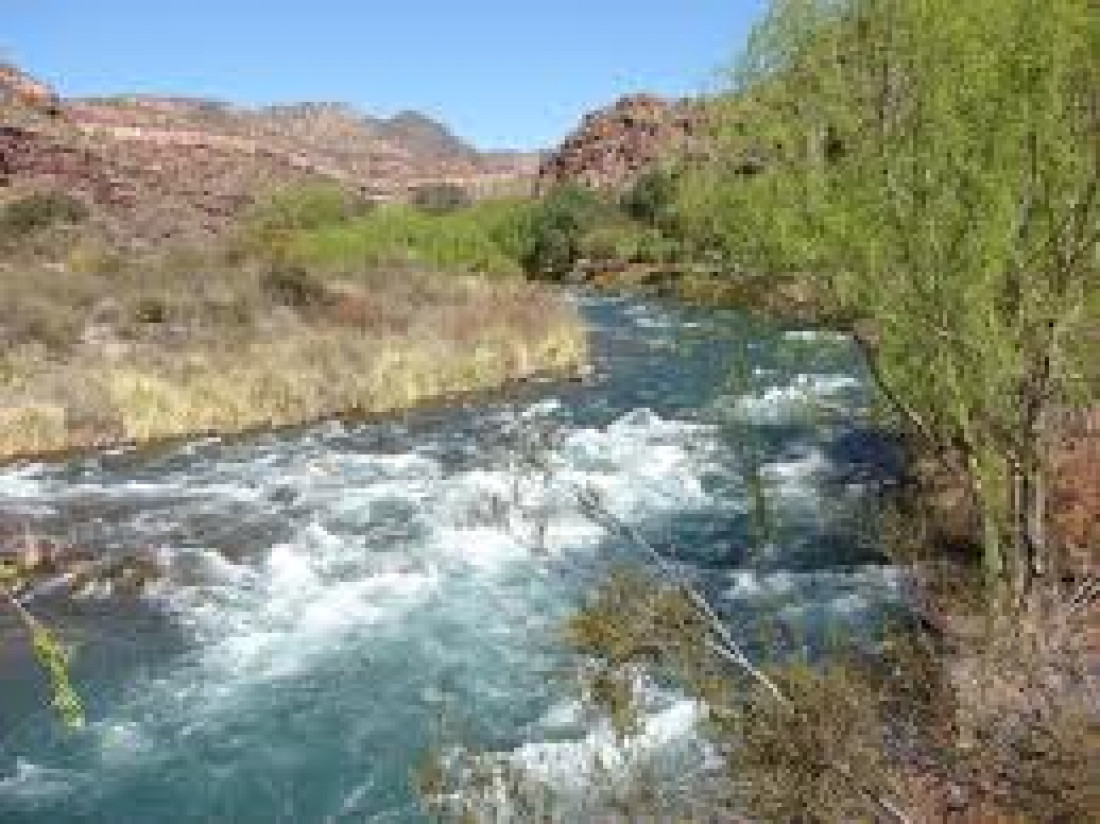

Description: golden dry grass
[0,255,586,461]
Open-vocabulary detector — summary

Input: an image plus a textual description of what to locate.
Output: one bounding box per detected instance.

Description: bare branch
[568,480,916,824]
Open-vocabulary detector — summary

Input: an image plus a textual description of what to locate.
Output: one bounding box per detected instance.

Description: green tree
[521,185,611,278]
[620,167,678,229]
[699,0,1099,594]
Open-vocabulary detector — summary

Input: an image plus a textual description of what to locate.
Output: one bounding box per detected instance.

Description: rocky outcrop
[0,64,61,116]
[0,121,325,243]
[538,94,707,192]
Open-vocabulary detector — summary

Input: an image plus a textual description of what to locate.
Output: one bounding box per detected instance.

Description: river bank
[586,264,1099,573]
[552,278,1098,823]
[0,254,587,463]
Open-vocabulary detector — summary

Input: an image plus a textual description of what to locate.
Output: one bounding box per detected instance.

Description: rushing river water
[0,295,902,822]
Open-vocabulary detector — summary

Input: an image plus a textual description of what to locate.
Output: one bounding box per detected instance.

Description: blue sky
[3,1,767,149]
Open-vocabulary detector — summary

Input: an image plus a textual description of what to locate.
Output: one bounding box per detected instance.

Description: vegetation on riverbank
[245,172,704,295]
[2,0,1094,816]
[0,186,587,462]
[424,0,1098,821]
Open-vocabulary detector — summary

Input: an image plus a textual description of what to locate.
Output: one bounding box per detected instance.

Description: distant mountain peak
[386,109,436,124]
[374,110,477,161]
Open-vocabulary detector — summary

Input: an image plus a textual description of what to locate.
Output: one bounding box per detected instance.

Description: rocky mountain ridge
[1,64,538,244]
[4,62,717,244]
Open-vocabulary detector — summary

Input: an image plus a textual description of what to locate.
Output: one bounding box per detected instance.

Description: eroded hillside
[1,64,538,244]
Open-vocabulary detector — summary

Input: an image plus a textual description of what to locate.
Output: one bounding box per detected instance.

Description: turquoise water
[0,295,901,822]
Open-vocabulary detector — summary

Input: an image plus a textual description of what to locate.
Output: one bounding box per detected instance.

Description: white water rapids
[0,296,903,822]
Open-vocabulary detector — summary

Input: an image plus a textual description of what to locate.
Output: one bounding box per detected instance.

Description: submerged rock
[0,528,163,600]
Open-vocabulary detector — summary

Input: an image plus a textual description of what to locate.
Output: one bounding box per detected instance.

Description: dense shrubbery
[263,185,687,280]
[576,220,676,265]
[282,204,525,276]
[619,166,679,229]
[519,178,687,276]
[518,184,617,277]
[243,179,688,282]
[241,182,373,244]
[0,191,88,240]
[410,182,473,215]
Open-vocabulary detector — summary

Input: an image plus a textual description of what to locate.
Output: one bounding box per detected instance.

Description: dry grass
[0,251,586,461]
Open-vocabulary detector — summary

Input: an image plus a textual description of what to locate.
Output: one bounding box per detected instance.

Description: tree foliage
[691,0,1099,591]
[619,167,679,229]
[520,184,615,278]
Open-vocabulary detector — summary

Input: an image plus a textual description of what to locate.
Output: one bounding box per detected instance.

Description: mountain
[1,64,538,244]
[65,94,532,196]
[371,110,479,163]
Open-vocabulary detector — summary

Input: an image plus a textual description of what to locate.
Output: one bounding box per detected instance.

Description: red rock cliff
[537,94,706,192]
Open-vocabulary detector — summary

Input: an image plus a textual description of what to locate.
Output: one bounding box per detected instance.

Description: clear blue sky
[3,1,767,150]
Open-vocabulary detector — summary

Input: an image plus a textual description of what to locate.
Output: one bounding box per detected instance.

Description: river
[0,294,902,822]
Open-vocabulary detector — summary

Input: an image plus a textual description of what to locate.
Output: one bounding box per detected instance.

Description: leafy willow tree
[684,0,1099,594]
[520,185,615,278]
[423,3,1097,820]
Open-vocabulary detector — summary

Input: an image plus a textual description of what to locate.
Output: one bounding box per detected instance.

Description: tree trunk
[1027,466,1049,579]
[969,453,1006,586]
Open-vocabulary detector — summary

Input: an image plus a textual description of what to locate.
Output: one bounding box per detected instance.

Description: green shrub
[578,222,679,265]
[0,191,88,239]
[410,182,473,215]
[463,197,539,263]
[244,183,373,236]
[634,227,681,265]
[576,222,634,262]
[620,167,678,228]
[284,204,523,277]
[522,185,613,278]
